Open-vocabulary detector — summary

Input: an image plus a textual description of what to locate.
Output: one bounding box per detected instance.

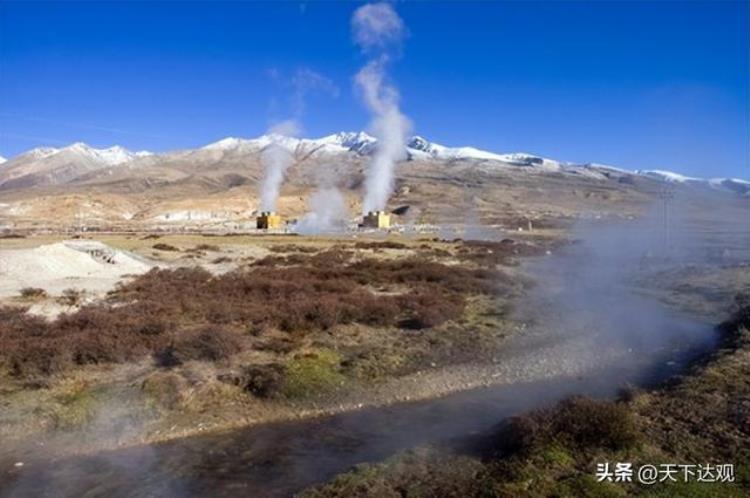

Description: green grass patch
[539,444,576,468]
[51,380,100,429]
[552,475,628,498]
[282,349,346,399]
[638,480,746,498]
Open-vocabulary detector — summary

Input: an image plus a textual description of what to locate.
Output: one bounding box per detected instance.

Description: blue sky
[0,1,747,178]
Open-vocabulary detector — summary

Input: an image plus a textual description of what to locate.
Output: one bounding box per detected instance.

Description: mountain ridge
[1,133,746,194]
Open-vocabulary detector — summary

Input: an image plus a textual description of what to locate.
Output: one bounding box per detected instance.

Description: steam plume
[259,69,337,214]
[352,3,411,214]
[259,119,299,212]
[296,188,348,234]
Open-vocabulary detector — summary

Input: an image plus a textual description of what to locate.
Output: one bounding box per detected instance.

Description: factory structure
[361,211,391,229]
[256,211,283,229]
[255,210,394,232]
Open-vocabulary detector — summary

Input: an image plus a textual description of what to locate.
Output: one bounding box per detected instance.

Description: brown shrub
[480,413,542,458]
[169,327,243,363]
[152,243,179,252]
[20,287,47,299]
[353,240,407,250]
[398,292,464,329]
[193,243,220,252]
[58,288,84,306]
[230,364,286,398]
[268,244,318,254]
[8,342,73,378]
[1,254,502,378]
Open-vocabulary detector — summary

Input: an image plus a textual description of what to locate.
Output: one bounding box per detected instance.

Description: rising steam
[296,188,349,234]
[259,69,338,214]
[352,3,411,214]
[259,120,299,212]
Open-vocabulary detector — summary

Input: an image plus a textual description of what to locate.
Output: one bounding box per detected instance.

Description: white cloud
[352,3,406,52]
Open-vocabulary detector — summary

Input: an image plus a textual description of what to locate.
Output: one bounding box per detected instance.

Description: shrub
[399,292,464,329]
[478,396,639,459]
[353,240,407,250]
[233,364,286,398]
[193,243,219,252]
[58,288,84,306]
[268,244,318,254]
[719,304,750,334]
[9,342,73,377]
[20,287,47,299]
[551,396,639,451]
[152,243,179,252]
[153,346,182,368]
[170,327,243,362]
[1,254,500,378]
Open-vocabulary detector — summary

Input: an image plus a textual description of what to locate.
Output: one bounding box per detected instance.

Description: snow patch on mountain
[202,137,256,151]
[63,143,152,165]
[0,156,6,165]
[19,147,60,161]
[636,170,702,184]
[709,178,750,195]
[407,136,509,162]
[202,131,378,157]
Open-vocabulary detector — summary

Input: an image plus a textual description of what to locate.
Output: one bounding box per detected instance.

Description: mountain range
[1,132,745,193]
[0,132,746,230]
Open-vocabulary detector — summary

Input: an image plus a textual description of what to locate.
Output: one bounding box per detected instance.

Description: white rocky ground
[0,240,153,304]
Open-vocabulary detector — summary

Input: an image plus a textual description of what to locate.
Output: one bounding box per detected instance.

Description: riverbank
[300,304,750,497]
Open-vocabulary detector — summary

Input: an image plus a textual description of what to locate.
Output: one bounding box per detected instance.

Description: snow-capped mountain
[0,143,152,190]
[2,133,746,195]
[407,136,507,162]
[14,147,60,162]
[201,131,378,157]
[635,169,703,184]
[64,142,152,166]
[0,156,6,165]
[708,178,750,195]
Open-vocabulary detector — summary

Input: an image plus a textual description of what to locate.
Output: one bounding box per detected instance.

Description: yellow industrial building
[362,211,391,229]
[257,211,283,229]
